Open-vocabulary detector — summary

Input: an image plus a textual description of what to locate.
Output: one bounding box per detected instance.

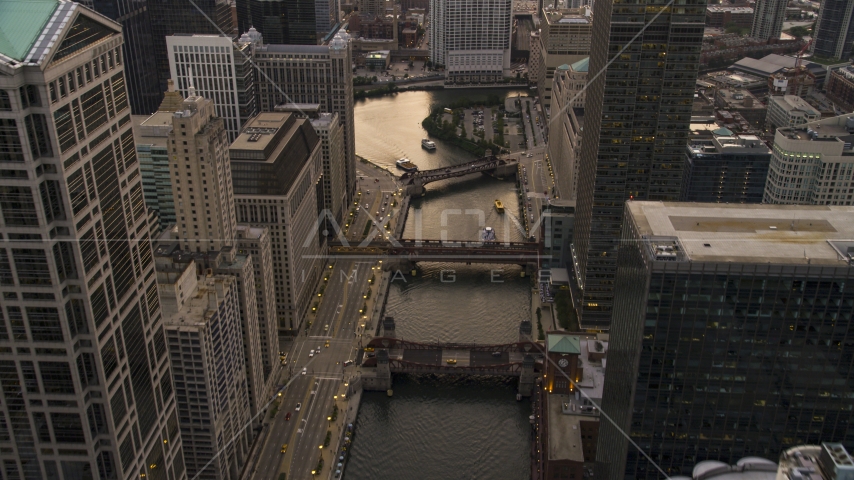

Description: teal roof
[547,334,580,355]
[0,0,60,61]
[556,63,570,71]
[713,127,734,136]
[570,57,589,73]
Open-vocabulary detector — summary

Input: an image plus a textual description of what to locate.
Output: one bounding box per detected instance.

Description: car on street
[492,351,502,357]
[446,359,457,365]
[281,444,288,454]
[285,412,291,421]
[309,350,314,357]
[301,367,307,375]
[324,324,329,331]
[317,345,322,352]
[343,360,354,366]
[295,403,302,411]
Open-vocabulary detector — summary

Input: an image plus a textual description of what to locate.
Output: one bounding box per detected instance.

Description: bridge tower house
[375,349,393,390]
[383,316,396,338]
[519,320,533,343]
[518,354,535,397]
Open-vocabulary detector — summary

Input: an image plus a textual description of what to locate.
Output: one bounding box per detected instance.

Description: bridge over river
[359,319,540,396]
[329,238,541,269]
[399,155,518,196]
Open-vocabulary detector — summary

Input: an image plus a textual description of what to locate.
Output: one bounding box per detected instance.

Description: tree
[789,26,809,38]
[724,23,749,36]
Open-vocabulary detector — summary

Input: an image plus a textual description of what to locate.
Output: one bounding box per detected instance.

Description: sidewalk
[531,289,556,340]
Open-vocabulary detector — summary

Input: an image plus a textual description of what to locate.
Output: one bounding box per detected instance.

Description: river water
[346,89,532,480]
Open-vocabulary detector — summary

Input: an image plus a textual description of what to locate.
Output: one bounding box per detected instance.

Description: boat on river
[421,138,436,150]
[396,158,418,172]
[481,226,496,242]
[494,199,504,213]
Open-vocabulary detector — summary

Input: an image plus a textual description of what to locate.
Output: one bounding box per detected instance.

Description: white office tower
[0,2,184,479]
[159,262,251,480]
[429,0,513,83]
[166,34,257,143]
[254,32,356,207]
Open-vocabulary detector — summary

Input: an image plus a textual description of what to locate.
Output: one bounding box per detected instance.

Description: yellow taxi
[324,340,330,348]
[281,444,288,454]
[446,359,457,365]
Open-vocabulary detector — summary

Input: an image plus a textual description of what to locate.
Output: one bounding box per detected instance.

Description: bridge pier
[518,354,535,397]
[519,320,533,343]
[382,258,414,274]
[382,317,396,338]
[362,349,393,391]
[405,184,425,197]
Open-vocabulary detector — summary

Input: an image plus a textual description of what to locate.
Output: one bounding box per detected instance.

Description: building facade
[572,0,706,328]
[536,7,592,115]
[681,134,772,203]
[133,112,176,229]
[764,114,854,205]
[596,201,854,480]
[548,69,583,201]
[541,200,576,270]
[246,0,318,45]
[148,0,237,97]
[167,90,238,254]
[254,35,356,207]
[0,3,184,478]
[766,95,820,130]
[750,0,787,40]
[87,0,162,114]
[167,34,258,143]
[310,113,347,236]
[705,5,754,28]
[428,0,512,83]
[231,113,325,332]
[825,66,854,112]
[812,0,854,60]
[315,0,340,35]
[159,264,251,480]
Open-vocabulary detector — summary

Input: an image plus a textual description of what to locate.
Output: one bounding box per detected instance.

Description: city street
[252,260,374,480]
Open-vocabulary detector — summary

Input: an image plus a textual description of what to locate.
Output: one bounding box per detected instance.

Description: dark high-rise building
[90,0,162,114]
[813,0,854,61]
[572,0,706,329]
[681,134,772,204]
[596,201,854,480]
[148,0,237,95]
[243,0,318,45]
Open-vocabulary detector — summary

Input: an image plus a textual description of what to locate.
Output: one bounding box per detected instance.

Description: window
[39,362,75,395]
[0,119,23,162]
[27,307,64,342]
[12,249,51,285]
[24,114,53,159]
[0,91,10,111]
[50,413,85,443]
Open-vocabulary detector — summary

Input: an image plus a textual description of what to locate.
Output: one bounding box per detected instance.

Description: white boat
[481,227,496,242]
[421,138,437,150]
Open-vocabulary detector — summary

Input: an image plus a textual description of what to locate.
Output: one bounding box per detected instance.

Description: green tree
[789,26,809,38]
[724,23,749,36]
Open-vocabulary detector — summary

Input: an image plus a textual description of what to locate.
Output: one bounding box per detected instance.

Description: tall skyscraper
[254,33,356,206]
[572,0,706,329]
[428,0,513,83]
[750,0,787,41]
[244,0,319,45]
[536,7,592,115]
[167,34,258,143]
[596,201,854,480]
[156,90,278,418]
[88,0,162,114]
[230,112,324,332]
[310,112,347,235]
[158,262,251,480]
[0,2,184,478]
[812,0,854,61]
[167,88,237,253]
[315,0,340,35]
[148,0,237,95]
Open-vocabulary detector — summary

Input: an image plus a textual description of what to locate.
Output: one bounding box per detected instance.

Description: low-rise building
[825,65,854,112]
[682,134,772,203]
[768,67,817,97]
[534,333,607,480]
[766,94,820,130]
[366,49,391,70]
[713,88,767,129]
[705,5,754,28]
[764,114,854,205]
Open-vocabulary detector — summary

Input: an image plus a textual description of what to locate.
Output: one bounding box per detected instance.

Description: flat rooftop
[547,394,585,462]
[230,112,290,153]
[627,202,854,265]
[132,113,172,147]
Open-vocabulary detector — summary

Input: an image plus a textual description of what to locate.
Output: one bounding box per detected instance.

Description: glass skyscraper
[244,0,319,45]
[0,2,184,478]
[572,0,707,328]
[596,201,854,480]
[90,0,162,114]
